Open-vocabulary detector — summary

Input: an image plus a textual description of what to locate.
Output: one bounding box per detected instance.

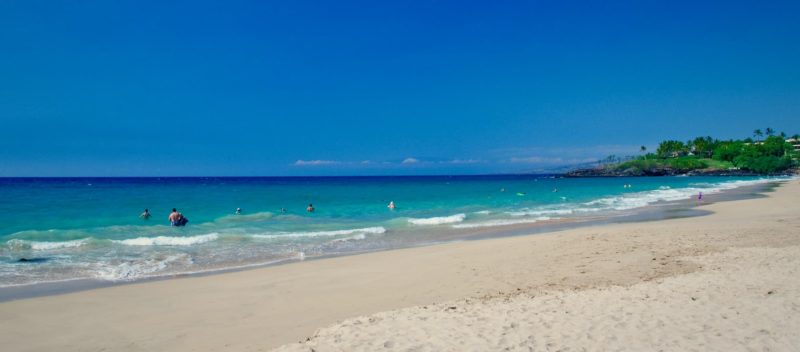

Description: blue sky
[1,0,799,176]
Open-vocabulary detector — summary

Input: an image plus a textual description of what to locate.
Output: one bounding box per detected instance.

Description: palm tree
[640,146,647,160]
[766,127,775,136]
[753,129,763,141]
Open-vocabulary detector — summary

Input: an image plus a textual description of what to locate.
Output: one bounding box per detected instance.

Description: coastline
[1,179,799,351]
[0,179,775,302]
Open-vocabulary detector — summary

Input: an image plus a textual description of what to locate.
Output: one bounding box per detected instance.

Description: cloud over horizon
[294,160,341,166]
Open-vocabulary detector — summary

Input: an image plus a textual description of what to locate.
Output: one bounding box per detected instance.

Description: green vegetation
[605,128,799,175]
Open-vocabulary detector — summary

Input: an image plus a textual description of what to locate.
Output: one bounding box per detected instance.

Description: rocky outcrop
[564,166,789,177]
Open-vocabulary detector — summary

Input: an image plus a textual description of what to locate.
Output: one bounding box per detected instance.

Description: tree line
[644,128,798,173]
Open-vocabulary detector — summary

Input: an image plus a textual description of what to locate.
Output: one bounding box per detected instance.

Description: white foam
[93,254,189,281]
[113,233,219,246]
[585,177,786,211]
[252,227,386,239]
[330,233,368,243]
[6,238,91,251]
[507,209,576,217]
[452,216,553,229]
[408,213,466,225]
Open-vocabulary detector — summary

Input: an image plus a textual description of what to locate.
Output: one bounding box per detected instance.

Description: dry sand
[1,180,799,352]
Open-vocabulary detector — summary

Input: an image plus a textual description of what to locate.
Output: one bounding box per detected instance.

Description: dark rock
[564,166,796,177]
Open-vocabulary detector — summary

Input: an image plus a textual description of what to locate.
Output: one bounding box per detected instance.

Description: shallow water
[0,175,789,287]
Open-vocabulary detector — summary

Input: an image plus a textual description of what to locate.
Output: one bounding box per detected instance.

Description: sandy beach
[2,179,799,351]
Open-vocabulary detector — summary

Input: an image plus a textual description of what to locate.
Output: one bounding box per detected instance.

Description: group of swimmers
[138,201,398,227]
[139,208,188,226]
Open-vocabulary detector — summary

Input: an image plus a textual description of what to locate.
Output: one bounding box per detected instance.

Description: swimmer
[140,208,151,220]
[235,207,242,215]
[307,203,315,212]
[552,188,558,192]
[280,208,287,213]
[388,201,396,210]
[169,208,188,226]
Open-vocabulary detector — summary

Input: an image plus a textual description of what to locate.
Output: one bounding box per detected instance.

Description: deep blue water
[0,175,785,286]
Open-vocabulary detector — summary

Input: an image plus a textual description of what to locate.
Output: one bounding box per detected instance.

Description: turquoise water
[0,175,786,286]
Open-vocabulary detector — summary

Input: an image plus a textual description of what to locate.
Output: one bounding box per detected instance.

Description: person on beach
[169,208,188,226]
[698,192,703,203]
[388,201,396,210]
[140,208,151,220]
[307,204,315,212]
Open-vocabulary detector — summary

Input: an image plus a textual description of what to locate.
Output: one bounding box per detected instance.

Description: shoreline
[1,179,798,351]
[0,180,776,302]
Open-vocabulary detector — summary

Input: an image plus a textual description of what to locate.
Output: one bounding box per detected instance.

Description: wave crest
[113,233,219,246]
[452,217,552,229]
[408,213,466,225]
[252,227,386,239]
[6,238,91,251]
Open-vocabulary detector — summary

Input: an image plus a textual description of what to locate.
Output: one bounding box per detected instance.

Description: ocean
[0,175,787,288]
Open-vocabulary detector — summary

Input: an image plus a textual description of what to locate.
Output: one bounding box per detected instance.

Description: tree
[690,136,715,158]
[766,127,775,137]
[713,141,743,162]
[656,140,687,158]
[762,136,790,157]
[753,129,763,141]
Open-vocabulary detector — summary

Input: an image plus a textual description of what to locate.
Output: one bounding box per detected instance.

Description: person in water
[307,203,315,212]
[140,208,151,220]
[235,207,242,215]
[169,208,188,226]
[388,201,396,210]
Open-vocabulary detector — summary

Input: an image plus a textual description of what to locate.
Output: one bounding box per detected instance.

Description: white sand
[2,179,799,352]
[275,245,800,351]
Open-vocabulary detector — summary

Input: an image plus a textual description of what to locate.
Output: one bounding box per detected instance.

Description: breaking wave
[408,213,466,225]
[113,233,220,246]
[6,238,92,251]
[252,227,386,240]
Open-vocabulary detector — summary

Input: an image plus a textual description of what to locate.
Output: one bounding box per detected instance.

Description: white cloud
[445,159,483,164]
[293,160,340,166]
[509,156,556,164]
[402,157,419,164]
[509,156,596,165]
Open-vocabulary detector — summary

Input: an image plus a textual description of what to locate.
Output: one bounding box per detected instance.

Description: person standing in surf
[169,208,188,226]
[140,208,151,220]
